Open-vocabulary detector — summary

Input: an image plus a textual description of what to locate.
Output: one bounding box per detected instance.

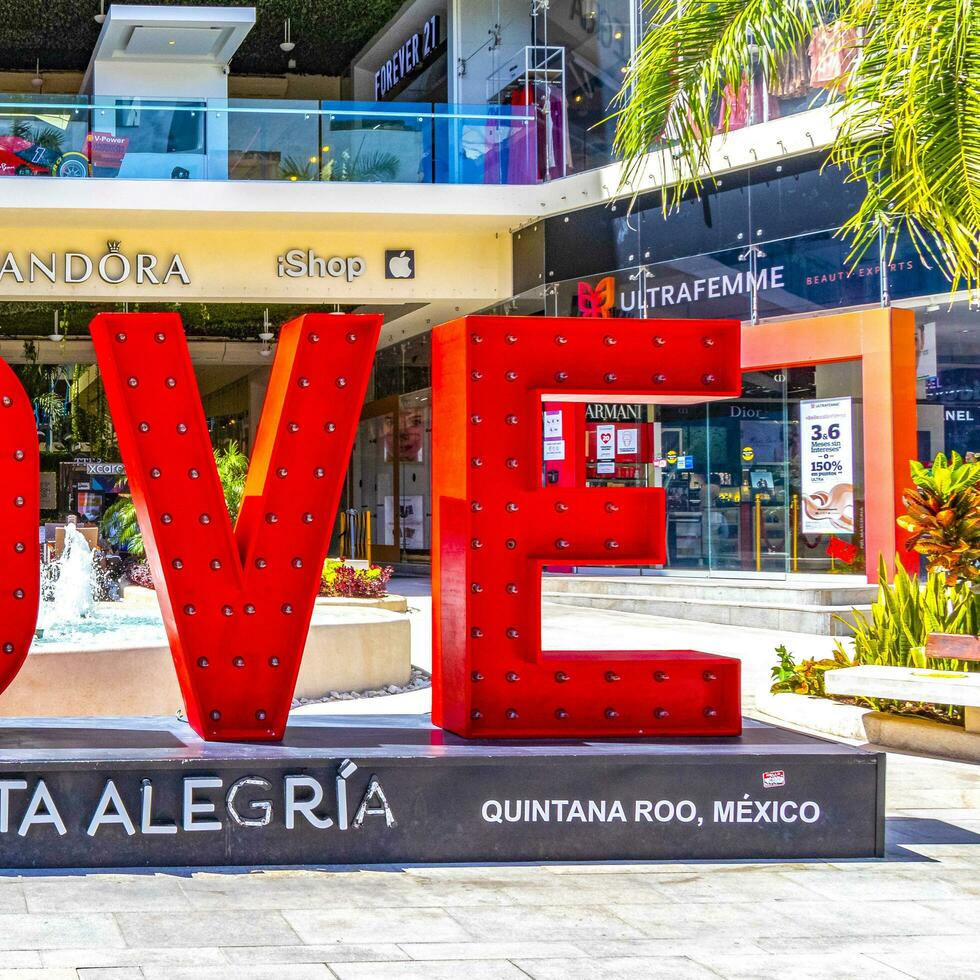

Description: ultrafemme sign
[0,313,743,743]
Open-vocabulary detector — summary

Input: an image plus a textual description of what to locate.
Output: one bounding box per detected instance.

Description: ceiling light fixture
[94,1,106,25]
[49,309,62,344]
[280,18,295,53]
[31,58,43,88]
[258,308,275,343]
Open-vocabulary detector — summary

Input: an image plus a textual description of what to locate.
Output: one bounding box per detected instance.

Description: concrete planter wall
[755,686,980,763]
[3,606,411,719]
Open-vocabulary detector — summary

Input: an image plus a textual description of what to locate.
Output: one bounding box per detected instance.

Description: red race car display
[0,134,91,177]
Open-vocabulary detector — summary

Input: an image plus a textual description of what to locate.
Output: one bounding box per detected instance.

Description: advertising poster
[40,471,57,510]
[543,439,565,461]
[616,427,638,455]
[800,398,854,534]
[596,424,616,460]
[384,495,425,549]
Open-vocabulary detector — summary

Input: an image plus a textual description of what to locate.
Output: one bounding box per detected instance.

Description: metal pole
[755,494,762,573]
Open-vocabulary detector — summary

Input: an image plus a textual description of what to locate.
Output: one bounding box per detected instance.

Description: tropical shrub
[124,558,155,591]
[770,643,855,697]
[321,559,393,598]
[836,557,980,672]
[101,441,250,560]
[897,452,980,583]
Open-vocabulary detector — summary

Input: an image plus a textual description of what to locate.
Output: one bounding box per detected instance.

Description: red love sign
[431,315,743,739]
[0,358,41,699]
[90,312,380,740]
[0,312,379,742]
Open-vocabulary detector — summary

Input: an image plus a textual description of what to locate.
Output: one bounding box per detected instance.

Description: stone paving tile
[573,938,769,958]
[495,871,674,907]
[178,870,425,910]
[42,946,230,968]
[866,943,980,980]
[513,955,719,979]
[23,873,191,912]
[283,907,473,945]
[399,941,587,961]
[753,934,974,957]
[373,874,529,908]
[142,967,333,980]
[0,913,124,950]
[223,944,410,964]
[115,909,302,948]
[782,867,980,901]
[917,898,980,929]
[0,880,26,913]
[76,970,145,980]
[688,951,913,979]
[328,961,529,980]
[444,904,645,941]
[0,951,41,967]
[636,868,826,903]
[0,971,76,980]
[609,897,971,939]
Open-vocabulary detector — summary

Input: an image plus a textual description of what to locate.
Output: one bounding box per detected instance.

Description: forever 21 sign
[374,15,441,100]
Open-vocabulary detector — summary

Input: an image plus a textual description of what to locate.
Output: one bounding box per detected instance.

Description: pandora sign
[0,242,190,286]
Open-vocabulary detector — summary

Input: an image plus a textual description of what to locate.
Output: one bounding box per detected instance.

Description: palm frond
[613,0,980,291]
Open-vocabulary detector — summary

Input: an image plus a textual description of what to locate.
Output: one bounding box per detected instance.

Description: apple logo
[385,249,415,280]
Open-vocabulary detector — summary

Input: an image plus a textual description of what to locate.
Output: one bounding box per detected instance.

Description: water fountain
[36,524,162,649]
[45,523,95,622]
[7,523,409,718]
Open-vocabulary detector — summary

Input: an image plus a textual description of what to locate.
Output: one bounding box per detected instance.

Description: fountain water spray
[43,524,96,625]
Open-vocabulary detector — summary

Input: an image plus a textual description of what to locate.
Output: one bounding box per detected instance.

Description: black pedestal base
[0,714,884,868]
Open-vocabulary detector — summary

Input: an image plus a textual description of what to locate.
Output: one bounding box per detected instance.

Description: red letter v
[91,312,381,741]
[0,358,39,696]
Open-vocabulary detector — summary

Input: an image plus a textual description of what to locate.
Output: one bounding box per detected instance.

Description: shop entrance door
[349,395,401,564]
[706,369,789,577]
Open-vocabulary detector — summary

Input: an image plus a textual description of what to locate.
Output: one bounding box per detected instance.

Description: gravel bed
[291,666,431,707]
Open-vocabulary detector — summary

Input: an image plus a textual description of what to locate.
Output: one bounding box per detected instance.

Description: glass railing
[0,94,537,185]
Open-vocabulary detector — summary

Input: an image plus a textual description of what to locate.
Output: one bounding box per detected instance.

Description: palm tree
[613,1,980,292]
[101,441,250,559]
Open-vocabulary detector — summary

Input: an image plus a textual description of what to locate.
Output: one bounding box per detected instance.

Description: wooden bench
[824,633,980,733]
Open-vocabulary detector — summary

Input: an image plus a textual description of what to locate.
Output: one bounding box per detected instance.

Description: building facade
[0,2,971,582]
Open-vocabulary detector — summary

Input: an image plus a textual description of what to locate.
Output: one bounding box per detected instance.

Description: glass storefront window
[543,0,633,173]
[899,296,980,462]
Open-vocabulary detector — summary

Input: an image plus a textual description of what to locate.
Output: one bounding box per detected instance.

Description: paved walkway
[4,584,979,979]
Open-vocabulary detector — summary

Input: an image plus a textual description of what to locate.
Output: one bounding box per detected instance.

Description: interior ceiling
[0,0,406,77]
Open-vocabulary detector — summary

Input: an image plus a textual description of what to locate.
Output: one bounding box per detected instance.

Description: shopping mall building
[0,2,969,582]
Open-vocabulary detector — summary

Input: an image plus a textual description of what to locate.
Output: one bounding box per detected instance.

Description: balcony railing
[0,94,539,186]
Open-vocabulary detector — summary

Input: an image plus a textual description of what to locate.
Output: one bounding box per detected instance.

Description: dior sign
[0,242,190,287]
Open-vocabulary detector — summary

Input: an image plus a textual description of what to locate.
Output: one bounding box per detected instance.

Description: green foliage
[214,440,249,524]
[101,441,249,558]
[100,497,146,559]
[613,0,980,292]
[898,452,980,583]
[323,149,401,182]
[770,643,855,696]
[278,155,318,181]
[837,555,980,672]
